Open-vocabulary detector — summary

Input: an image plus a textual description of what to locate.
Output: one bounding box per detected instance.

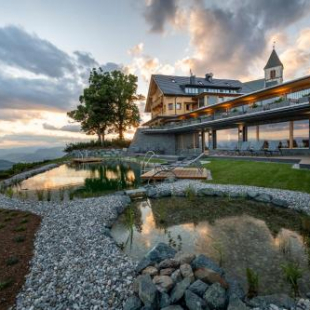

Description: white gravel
[1,179,310,309]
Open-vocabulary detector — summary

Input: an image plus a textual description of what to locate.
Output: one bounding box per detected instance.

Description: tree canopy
[68,68,141,143]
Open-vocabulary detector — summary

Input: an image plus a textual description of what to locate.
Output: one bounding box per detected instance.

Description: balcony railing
[143,96,310,131]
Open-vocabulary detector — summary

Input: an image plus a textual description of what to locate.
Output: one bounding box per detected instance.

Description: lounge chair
[265,141,282,156]
[226,144,239,155]
[236,141,251,155]
[249,141,265,156]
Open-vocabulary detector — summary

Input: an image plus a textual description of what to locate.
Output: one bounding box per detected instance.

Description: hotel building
[129,49,310,155]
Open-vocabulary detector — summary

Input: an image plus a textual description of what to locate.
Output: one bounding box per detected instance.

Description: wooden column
[201,130,206,152]
[289,121,294,149]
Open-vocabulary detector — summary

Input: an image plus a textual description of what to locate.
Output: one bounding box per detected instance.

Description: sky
[0,0,310,150]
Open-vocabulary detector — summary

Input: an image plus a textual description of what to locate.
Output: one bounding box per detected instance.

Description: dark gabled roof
[264,49,283,70]
[152,74,243,96]
[241,78,265,93]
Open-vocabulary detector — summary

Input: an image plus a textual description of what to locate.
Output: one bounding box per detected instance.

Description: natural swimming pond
[9,161,141,200]
[111,196,310,296]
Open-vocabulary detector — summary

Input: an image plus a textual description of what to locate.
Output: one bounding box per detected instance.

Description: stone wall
[129,129,176,155]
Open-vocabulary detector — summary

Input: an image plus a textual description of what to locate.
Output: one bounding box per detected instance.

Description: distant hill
[0,159,14,171]
[0,147,65,163]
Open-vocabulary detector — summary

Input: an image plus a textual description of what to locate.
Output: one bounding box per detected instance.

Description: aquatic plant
[36,190,44,201]
[46,190,52,201]
[59,188,65,201]
[246,268,259,298]
[301,216,310,233]
[5,187,14,199]
[69,191,74,200]
[281,261,302,297]
[185,185,196,200]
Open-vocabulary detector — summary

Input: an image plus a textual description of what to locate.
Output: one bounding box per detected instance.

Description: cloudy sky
[1,0,310,149]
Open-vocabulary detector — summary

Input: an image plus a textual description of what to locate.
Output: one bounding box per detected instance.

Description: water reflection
[11,161,141,200]
[111,197,310,296]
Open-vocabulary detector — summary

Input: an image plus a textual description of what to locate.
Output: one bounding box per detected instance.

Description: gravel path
[1,179,310,309]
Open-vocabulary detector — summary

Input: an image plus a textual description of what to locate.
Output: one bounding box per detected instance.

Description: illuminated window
[168,103,173,110]
[176,103,182,110]
[186,104,191,111]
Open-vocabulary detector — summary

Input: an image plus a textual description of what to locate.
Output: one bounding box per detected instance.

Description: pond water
[111,197,310,296]
[10,161,141,201]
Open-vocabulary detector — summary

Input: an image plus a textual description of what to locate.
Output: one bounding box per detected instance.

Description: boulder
[174,252,196,265]
[160,268,175,276]
[171,269,183,284]
[137,274,158,307]
[214,190,225,197]
[254,193,272,203]
[191,254,224,275]
[161,306,184,310]
[194,267,228,288]
[188,280,209,297]
[137,243,176,272]
[142,266,158,277]
[124,295,142,310]
[271,198,289,208]
[203,283,227,309]
[247,294,295,309]
[226,278,245,300]
[180,264,194,283]
[197,188,216,196]
[185,289,207,310]
[153,275,174,293]
[159,189,171,197]
[146,188,157,198]
[170,277,191,304]
[227,296,247,310]
[247,191,259,199]
[158,259,180,269]
[159,292,171,308]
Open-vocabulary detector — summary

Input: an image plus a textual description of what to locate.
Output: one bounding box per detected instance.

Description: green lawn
[204,159,310,194]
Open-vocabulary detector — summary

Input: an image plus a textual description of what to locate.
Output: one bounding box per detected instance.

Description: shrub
[0,279,13,291]
[0,224,5,229]
[281,262,303,297]
[6,256,19,266]
[20,219,28,224]
[14,236,25,243]
[36,190,44,201]
[246,268,259,298]
[185,185,196,200]
[14,226,26,232]
[64,139,131,152]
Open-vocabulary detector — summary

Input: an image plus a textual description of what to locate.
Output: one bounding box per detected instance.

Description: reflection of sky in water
[111,200,310,296]
[12,162,140,193]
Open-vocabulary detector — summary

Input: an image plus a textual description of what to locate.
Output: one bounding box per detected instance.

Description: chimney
[205,72,213,82]
[190,74,196,85]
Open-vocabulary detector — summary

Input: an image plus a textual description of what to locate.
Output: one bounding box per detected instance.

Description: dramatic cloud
[144,0,179,33]
[0,25,75,78]
[0,109,42,122]
[128,43,144,56]
[176,0,310,78]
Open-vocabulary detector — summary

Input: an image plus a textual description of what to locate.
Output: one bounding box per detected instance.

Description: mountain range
[0,146,66,164]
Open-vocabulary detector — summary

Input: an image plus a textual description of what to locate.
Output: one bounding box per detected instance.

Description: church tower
[264,48,284,88]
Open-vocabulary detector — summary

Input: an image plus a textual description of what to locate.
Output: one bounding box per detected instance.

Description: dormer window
[198,81,203,85]
[171,79,176,83]
[270,70,276,79]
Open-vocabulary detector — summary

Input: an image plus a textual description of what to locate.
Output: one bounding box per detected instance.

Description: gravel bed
[0,194,135,310]
[0,179,310,309]
[152,179,310,214]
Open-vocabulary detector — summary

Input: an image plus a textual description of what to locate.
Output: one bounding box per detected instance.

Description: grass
[14,236,25,243]
[14,226,26,232]
[6,256,19,266]
[204,159,310,193]
[0,279,13,291]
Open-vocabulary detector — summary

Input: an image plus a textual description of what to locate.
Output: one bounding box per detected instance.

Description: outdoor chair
[226,144,239,155]
[236,141,251,155]
[249,141,265,156]
[264,141,282,156]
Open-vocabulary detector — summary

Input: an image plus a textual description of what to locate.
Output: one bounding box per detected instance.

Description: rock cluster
[126,243,310,310]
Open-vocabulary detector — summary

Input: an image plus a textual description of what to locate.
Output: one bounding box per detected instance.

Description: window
[176,102,182,110]
[186,103,191,111]
[168,103,173,110]
[171,79,176,83]
[293,120,309,148]
[270,70,276,79]
[216,128,238,149]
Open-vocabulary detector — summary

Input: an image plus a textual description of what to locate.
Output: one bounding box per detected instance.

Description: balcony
[142,96,310,133]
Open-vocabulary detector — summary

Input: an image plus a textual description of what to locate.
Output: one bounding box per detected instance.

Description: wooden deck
[72,157,103,163]
[141,167,208,181]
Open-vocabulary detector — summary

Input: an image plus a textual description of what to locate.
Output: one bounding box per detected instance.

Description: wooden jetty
[72,157,103,163]
[141,167,208,181]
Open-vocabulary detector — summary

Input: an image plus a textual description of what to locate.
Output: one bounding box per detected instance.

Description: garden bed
[0,209,40,310]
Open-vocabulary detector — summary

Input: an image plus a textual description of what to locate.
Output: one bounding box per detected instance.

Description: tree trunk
[119,124,124,140]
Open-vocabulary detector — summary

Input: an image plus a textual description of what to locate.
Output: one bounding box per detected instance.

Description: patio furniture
[264,141,282,156]
[236,141,251,155]
[249,141,265,156]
